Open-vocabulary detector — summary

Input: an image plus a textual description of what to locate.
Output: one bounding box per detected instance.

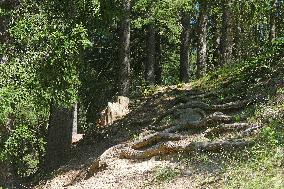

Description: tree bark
[72,103,78,134]
[220,0,234,65]
[210,11,221,68]
[118,0,131,96]
[44,103,74,171]
[155,32,162,85]
[196,0,208,78]
[269,0,277,42]
[179,12,191,83]
[145,23,156,85]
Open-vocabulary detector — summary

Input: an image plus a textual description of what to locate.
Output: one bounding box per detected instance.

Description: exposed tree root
[152,111,234,132]
[153,101,209,124]
[120,139,254,160]
[211,100,251,111]
[204,123,257,137]
[154,100,250,125]
[162,112,235,133]
[175,91,216,103]
[198,112,235,127]
[131,133,186,150]
[86,158,108,178]
[66,143,126,186]
[242,125,263,136]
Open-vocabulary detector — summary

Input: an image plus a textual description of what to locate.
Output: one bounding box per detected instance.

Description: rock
[72,134,84,144]
[97,96,130,126]
[173,108,204,125]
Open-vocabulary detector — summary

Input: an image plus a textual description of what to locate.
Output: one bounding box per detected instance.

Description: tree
[119,0,131,96]
[269,0,277,42]
[179,12,191,83]
[154,32,162,84]
[145,23,156,85]
[196,0,208,78]
[0,0,20,187]
[220,0,234,65]
[44,103,74,171]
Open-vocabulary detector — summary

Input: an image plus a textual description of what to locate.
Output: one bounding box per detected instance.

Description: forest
[0,0,284,188]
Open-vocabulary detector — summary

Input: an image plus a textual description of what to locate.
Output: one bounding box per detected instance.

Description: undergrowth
[187,39,284,188]
[154,166,180,183]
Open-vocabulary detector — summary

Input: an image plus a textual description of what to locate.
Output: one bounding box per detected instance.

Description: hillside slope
[35,43,284,188]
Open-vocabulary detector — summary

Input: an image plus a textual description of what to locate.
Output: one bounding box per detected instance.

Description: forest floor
[34,83,284,189]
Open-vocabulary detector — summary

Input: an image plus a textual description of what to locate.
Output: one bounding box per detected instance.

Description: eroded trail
[36,86,261,189]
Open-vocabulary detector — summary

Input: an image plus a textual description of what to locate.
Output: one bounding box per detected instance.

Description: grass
[185,54,284,188]
[223,146,284,189]
[154,166,180,183]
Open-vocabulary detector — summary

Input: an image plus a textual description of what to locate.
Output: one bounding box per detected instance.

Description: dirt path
[35,86,256,189]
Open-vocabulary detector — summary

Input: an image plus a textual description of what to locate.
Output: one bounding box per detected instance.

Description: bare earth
[35,85,248,189]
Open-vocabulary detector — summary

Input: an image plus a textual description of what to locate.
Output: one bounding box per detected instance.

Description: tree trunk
[179,12,191,83]
[220,0,234,65]
[118,0,131,96]
[72,103,78,134]
[269,0,277,42]
[145,23,156,85]
[155,32,162,85]
[196,0,208,78]
[233,1,241,61]
[210,11,221,68]
[44,103,74,171]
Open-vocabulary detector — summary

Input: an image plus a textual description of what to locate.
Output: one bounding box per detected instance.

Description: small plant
[132,133,140,140]
[143,85,157,96]
[177,83,185,89]
[154,166,180,183]
[234,115,241,122]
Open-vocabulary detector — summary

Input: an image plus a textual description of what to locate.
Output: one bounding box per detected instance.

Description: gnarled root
[120,139,254,160]
[163,112,235,133]
[131,132,186,150]
[204,123,257,137]
[154,100,250,125]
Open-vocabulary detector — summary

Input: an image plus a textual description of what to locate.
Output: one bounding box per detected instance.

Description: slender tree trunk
[118,0,131,96]
[44,103,74,171]
[72,103,78,134]
[210,10,221,68]
[233,2,241,61]
[269,0,277,42]
[145,24,156,85]
[179,12,191,83]
[196,0,208,78]
[155,32,162,85]
[220,0,234,65]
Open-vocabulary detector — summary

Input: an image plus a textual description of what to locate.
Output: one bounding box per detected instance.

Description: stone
[97,96,130,126]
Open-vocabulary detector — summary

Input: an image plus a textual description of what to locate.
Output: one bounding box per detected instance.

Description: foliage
[224,147,284,189]
[154,166,180,183]
[0,0,283,185]
[0,0,91,178]
[223,117,284,189]
[193,37,284,102]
